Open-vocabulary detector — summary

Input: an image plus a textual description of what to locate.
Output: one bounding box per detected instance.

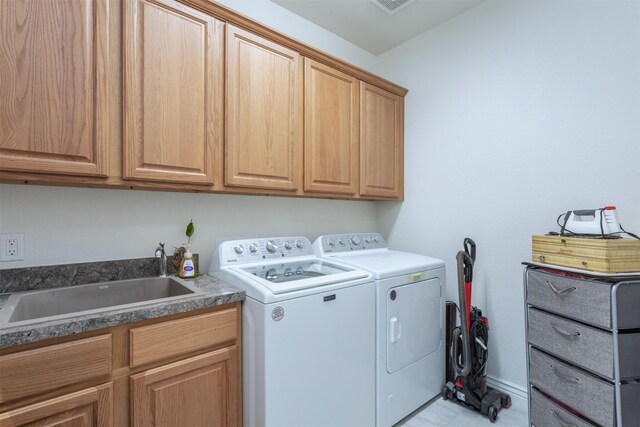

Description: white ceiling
[271,0,487,55]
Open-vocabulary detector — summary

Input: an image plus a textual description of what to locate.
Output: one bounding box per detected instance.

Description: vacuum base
[442,381,511,423]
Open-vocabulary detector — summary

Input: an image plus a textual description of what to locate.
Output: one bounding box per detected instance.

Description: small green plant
[186,219,194,245]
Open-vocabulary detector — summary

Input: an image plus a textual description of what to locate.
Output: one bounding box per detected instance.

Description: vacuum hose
[452,250,473,377]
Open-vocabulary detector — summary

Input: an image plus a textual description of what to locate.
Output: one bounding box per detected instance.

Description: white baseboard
[487,376,528,414]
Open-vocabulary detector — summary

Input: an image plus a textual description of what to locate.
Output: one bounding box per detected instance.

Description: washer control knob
[328,238,335,247]
[365,237,371,244]
[338,238,345,246]
[249,243,258,253]
[296,240,304,249]
[234,244,244,254]
[373,236,380,243]
[351,235,361,245]
[266,240,278,253]
[284,241,293,250]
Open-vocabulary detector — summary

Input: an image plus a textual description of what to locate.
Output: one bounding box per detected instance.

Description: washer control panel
[220,236,313,265]
[314,233,387,254]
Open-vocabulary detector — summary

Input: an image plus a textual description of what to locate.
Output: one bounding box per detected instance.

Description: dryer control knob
[249,243,258,253]
[234,244,244,254]
[296,240,304,249]
[351,235,361,245]
[266,240,278,253]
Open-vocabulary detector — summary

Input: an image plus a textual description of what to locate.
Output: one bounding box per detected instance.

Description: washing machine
[210,236,375,427]
[313,233,445,427]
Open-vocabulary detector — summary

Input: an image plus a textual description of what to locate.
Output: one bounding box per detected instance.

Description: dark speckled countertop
[0,270,245,350]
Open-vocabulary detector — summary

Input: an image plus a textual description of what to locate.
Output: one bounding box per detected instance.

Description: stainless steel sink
[0,277,200,327]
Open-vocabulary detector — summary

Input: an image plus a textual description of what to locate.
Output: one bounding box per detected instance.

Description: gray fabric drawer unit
[530,386,597,427]
[525,265,640,427]
[526,270,611,328]
[528,307,614,379]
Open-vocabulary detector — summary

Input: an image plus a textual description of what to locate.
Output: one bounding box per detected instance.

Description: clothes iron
[558,206,622,237]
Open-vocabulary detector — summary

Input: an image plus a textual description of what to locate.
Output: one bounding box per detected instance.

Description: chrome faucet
[155,241,167,277]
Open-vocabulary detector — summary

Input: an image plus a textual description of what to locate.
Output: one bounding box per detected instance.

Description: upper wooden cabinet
[0,0,110,177]
[304,59,359,195]
[359,82,404,199]
[0,0,406,200]
[225,25,303,191]
[123,0,224,185]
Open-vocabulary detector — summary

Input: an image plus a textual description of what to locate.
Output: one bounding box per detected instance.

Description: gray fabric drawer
[529,347,614,427]
[528,307,614,379]
[527,270,611,328]
[530,386,597,427]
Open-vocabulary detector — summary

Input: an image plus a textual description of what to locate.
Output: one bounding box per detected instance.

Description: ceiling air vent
[370,0,415,15]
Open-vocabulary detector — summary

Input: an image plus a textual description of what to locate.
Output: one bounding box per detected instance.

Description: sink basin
[0,277,200,327]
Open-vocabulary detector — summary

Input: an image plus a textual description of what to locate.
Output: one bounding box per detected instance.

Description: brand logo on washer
[271,306,285,321]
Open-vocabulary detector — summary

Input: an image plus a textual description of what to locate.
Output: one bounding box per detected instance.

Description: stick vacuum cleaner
[442,238,511,423]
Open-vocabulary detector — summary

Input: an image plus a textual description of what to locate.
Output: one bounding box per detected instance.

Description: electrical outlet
[1,233,24,261]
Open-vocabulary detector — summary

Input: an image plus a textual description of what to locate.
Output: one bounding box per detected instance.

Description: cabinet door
[304,59,358,195]
[0,0,110,177]
[131,347,240,427]
[123,0,223,184]
[225,25,303,191]
[360,82,404,199]
[0,383,112,427]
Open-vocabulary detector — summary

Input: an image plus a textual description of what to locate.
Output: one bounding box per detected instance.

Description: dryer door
[387,278,441,373]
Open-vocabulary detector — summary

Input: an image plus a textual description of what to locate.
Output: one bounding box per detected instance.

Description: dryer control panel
[313,233,387,255]
[217,236,314,266]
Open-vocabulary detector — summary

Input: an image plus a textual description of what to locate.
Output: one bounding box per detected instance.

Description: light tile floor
[395,397,528,427]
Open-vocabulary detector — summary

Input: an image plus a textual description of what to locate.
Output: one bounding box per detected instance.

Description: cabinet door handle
[550,365,580,383]
[550,409,580,427]
[551,323,581,337]
[546,280,577,295]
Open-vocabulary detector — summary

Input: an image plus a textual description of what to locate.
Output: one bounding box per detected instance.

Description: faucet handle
[155,241,166,257]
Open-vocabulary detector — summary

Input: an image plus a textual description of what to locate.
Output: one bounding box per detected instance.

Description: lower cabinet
[0,303,241,427]
[0,383,113,427]
[131,347,239,427]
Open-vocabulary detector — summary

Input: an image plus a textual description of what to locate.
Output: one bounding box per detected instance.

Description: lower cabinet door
[130,347,239,427]
[0,383,112,427]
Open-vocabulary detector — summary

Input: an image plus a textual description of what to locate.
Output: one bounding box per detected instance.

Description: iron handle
[550,365,580,383]
[546,280,577,295]
[550,409,579,427]
[551,323,581,337]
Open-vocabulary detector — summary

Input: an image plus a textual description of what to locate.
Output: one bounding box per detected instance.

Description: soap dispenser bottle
[179,246,196,278]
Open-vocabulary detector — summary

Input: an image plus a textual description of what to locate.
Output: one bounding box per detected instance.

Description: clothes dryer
[313,233,445,427]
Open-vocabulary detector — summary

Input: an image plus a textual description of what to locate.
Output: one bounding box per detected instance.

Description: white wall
[0,185,376,271]
[0,0,379,271]
[376,0,640,390]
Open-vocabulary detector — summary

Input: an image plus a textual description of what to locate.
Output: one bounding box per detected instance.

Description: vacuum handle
[463,238,476,262]
[452,251,473,378]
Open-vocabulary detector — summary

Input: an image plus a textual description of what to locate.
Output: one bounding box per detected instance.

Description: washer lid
[232,259,370,294]
[329,250,445,279]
